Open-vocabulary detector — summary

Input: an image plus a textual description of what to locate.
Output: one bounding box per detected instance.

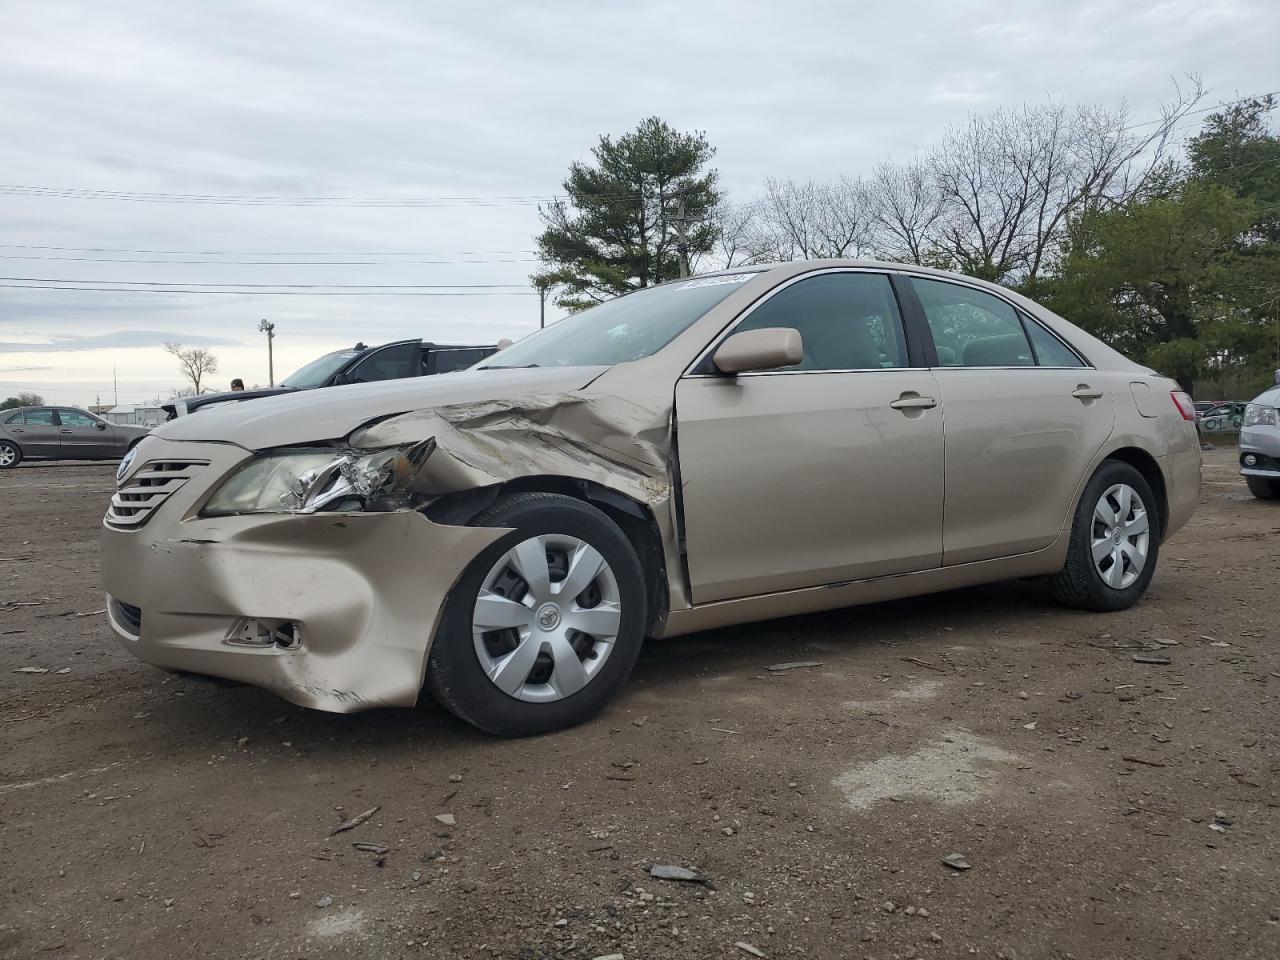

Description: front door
[56,409,118,459]
[675,270,945,604]
[908,276,1117,565]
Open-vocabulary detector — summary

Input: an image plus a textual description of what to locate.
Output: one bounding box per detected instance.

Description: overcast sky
[1,0,1276,407]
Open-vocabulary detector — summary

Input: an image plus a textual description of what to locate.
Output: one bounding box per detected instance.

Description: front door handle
[1071,385,1104,401]
[60,429,74,434]
[890,394,938,411]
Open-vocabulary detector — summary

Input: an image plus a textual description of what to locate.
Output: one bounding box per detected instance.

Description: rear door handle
[60,429,74,434]
[890,394,938,411]
[1071,386,1104,401]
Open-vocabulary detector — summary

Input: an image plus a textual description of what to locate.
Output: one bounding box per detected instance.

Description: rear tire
[1049,460,1160,612]
[1246,476,1280,500]
[425,493,647,737]
[0,440,21,469]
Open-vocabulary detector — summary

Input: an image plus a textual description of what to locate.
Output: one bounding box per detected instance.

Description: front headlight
[1244,404,1278,428]
[201,443,428,517]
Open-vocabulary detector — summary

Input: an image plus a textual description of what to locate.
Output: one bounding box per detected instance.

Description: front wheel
[0,441,21,469]
[1246,475,1280,500]
[1049,461,1160,612]
[425,493,647,736]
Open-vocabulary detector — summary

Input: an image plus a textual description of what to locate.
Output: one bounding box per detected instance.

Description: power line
[0,276,527,288]
[0,283,536,296]
[0,244,538,255]
[0,185,645,207]
[0,254,538,265]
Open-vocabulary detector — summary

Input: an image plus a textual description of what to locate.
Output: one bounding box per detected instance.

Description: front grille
[106,459,209,529]
[114,600,143,632]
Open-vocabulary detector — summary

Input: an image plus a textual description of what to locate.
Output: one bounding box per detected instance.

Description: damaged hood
[153,365,608,449]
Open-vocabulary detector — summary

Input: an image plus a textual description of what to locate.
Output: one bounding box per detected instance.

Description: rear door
[10,408,62,456]
[56,408,117,458]
[675,269,944,603]
[906,275,1115,565]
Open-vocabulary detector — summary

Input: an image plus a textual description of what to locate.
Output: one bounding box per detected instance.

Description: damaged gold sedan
[102,261,1200,735]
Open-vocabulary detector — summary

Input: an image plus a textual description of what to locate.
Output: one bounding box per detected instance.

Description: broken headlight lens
[201,444,428,517]
[1243,403,1277,428]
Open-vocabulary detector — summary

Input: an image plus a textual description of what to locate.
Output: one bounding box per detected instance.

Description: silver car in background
[1239,373,1280,498]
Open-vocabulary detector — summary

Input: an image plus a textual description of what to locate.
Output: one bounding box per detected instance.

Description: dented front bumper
[101,437,503,712]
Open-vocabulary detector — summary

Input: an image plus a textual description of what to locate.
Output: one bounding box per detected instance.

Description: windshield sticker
[679,274,754,290]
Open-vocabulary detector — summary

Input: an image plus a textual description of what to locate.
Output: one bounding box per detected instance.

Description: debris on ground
[649,864,705,883]
[315,895,333,908]
[736,942,765,957]
[766,661,824,672]
[1122,755,1167,768]
[352,842,389,854]
[1133,654,1171,665]
[434,813,456,826]
[13,666,48,673]
[328,806,379,836]
[942,853,972,870]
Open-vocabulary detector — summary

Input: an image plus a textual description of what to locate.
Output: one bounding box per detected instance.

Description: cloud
[0,330,242,352]
[0,364,52,372]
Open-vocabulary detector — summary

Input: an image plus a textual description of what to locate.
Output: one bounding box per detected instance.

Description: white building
[106,403,165,427]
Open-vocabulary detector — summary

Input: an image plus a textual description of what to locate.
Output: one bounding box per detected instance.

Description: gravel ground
[1,448,1277,960]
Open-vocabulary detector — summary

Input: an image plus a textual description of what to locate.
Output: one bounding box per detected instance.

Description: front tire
[1049,461,1160,612]
[1246,475,1280,500]
[425,493,647,736]
[0,441,21,469]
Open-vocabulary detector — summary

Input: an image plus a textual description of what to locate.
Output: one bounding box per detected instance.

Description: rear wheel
[425,493,646,736]
[0,441,21,469]
[1049,461,1159,612]
[1246,475,1280,500]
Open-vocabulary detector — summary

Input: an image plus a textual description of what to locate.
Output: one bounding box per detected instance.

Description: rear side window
[432,348,489,373]
[1024,319,1085,367]
[911,277,1033,367]
[23,409,56,425]
[733,272,908,371]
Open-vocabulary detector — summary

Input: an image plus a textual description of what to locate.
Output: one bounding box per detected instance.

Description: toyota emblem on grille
[116,447,138,483]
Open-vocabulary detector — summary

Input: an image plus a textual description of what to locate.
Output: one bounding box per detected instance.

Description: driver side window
[732,272,907,372]
[59,410,98,427]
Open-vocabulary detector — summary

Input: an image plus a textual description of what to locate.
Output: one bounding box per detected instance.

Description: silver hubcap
[472,534,621,703]
[0,446,14,466]
[1091,483,1149,589]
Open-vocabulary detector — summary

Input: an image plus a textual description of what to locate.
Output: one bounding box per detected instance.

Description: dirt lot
[1,448,1277,960]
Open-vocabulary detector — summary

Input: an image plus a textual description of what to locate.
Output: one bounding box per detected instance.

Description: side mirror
[331,372,350,386]
[95,421,107,430]
[712,328,803,375]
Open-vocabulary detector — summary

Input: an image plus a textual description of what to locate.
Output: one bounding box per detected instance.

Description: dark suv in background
[164,339,498,418]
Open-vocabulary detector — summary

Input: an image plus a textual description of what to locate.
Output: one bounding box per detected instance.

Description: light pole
[258,318,276,386]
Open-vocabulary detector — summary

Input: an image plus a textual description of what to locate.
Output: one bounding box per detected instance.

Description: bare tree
[752,176,875,261]
[164,342,219,395]
[707,200,773,268]
[864,159,946,264]
[929,80,1204,283]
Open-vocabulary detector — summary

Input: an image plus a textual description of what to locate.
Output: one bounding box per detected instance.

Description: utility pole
[258,319,276,386]
[675,193,690,279]
[535,280,560,329]
[113,365,118,407]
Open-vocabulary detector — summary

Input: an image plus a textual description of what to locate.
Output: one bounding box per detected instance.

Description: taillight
[1171,391,1196,421]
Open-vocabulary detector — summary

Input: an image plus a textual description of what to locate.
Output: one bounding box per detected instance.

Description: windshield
[280,349,359,388]
[482,273,759,369]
